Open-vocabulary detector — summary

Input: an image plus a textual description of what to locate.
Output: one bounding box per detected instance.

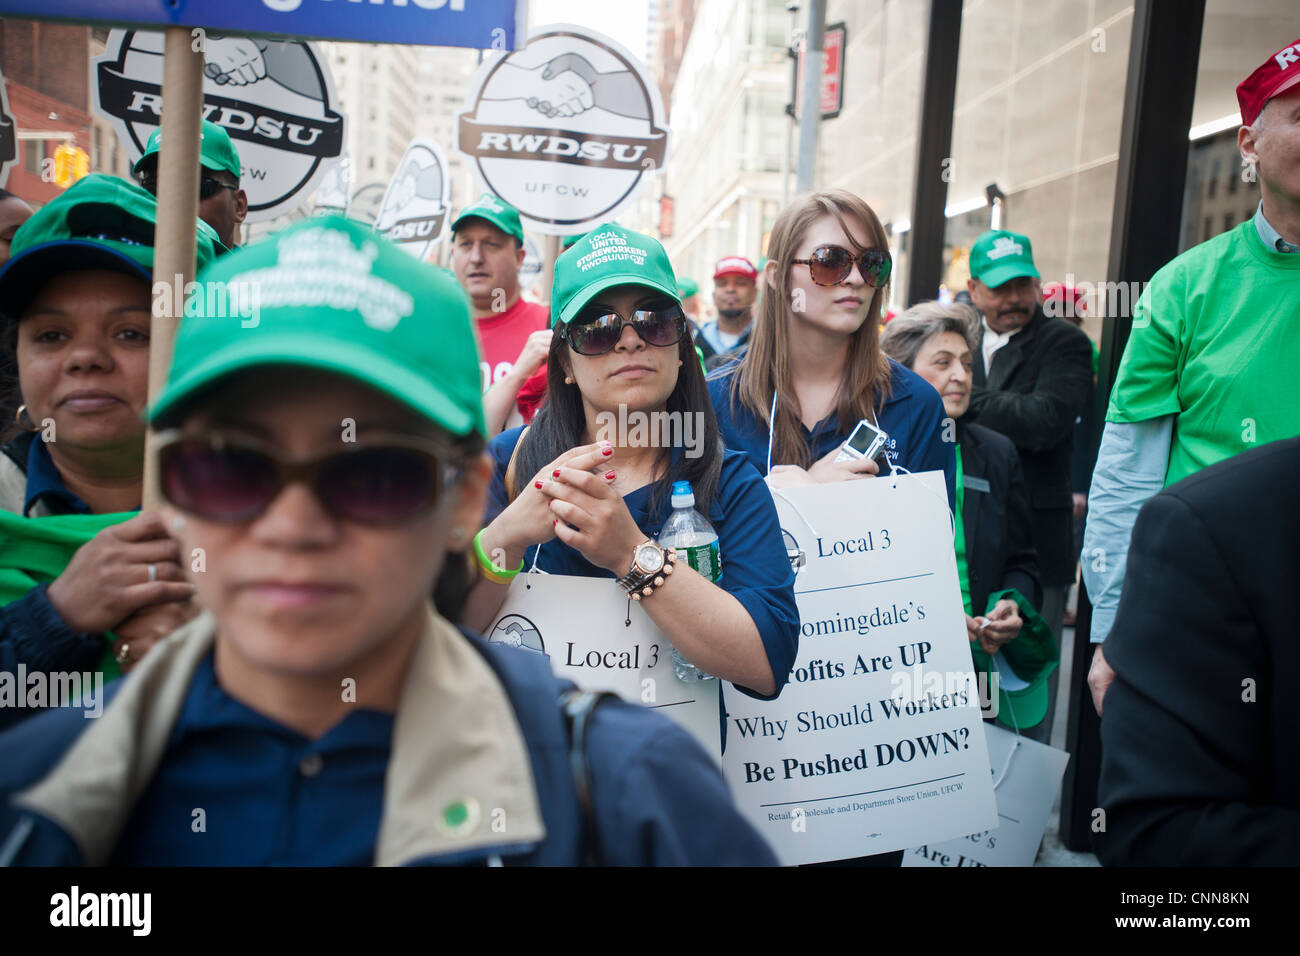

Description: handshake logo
[455,25,669,233]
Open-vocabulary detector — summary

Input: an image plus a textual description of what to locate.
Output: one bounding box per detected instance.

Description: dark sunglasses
[139,173,238,201]
[562,301,687,356]
[156,429,460,525]
[792,245,892,287]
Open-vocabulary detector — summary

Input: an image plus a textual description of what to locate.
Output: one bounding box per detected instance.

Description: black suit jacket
[1095,436,1300,866]
[968,306,1093,585]
[959,422,1041,616]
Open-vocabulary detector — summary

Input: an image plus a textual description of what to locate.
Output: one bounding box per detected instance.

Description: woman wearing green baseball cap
[468,224,799,704]
[0,216,776,865]
[0,176,222,719]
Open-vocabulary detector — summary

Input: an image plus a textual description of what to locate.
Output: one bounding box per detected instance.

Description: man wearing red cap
[697,255,758,366]
[1083,41,1300,715]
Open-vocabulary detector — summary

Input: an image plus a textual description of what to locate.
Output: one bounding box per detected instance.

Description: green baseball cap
[149,215,486,439]
[969,229,1040,289]
[0,173,225,320]
[971,591,1059,732]
[676,277,699,299]
[450,193,523,245]
[561,232,585,251]
[133,119,243,181]
[552,223,679,328]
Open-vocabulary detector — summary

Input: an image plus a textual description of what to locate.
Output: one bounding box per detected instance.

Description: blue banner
[0,0,524,50]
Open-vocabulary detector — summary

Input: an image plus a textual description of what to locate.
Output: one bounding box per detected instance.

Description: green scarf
[0,508,136,679]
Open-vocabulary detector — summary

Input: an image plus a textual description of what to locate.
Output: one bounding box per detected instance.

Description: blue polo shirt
[706,357,957,508]
[110,651,393,866]
[21,434,91,516]
[484,427,800,702]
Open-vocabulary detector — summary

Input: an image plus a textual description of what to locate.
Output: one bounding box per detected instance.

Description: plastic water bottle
[658,480,720,682]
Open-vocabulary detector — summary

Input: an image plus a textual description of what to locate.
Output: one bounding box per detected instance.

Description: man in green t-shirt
[1082,40,1300,714]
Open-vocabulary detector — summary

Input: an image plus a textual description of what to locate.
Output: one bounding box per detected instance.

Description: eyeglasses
[562,301,688,356]
[138,173,238,201]
[791,245,892,288]
[155,429,460,525]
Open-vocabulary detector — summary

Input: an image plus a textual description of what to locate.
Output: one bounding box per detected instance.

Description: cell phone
[834,419,890,465]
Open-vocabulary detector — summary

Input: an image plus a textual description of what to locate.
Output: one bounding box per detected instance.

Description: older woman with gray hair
[882,302,1056,739]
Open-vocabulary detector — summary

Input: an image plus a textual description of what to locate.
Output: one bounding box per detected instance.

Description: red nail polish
[601,447,613,456]
[552,469,561,477]
[605,470,616,480]
[534,480,544,489]
[553,519,558,526]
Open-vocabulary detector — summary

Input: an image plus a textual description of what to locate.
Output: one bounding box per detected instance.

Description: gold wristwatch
[616,539,676,600]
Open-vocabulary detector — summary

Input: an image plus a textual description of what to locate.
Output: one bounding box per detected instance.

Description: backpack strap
[557,687,618,866]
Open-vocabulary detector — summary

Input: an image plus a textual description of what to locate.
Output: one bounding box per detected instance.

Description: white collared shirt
[981,317,1021,372]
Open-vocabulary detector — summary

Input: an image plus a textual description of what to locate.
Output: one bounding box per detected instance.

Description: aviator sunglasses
[562,300,688,356]
[155,429,460,525]
[139,172,238,201]
[792,245,892,288]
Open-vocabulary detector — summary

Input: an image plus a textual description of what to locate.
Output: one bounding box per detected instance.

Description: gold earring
[13,405,38,433]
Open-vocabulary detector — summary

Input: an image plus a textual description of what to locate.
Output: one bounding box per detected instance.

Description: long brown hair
[729,189,893,469]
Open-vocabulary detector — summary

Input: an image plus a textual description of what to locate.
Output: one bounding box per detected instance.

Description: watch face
[635,543,665,574]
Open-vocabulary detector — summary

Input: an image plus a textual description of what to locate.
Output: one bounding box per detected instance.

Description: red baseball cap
[713,255,757,281]
[1042,282,1086,315]
[1237,39,1300,125]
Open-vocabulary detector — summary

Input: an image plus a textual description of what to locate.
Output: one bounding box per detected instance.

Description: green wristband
[473,529,524,583]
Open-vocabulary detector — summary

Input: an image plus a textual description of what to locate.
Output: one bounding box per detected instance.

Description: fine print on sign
[456,23,669,235]
[721,473,997,866]
[374,138,452,259]
[92,30,345,222]
[487,572,722,761]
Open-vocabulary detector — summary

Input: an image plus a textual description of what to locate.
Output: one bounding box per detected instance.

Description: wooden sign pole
[537,234,560,312]
[141,27,205,509]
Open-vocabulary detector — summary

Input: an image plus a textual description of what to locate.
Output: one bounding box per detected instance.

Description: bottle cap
[670,480,694,508]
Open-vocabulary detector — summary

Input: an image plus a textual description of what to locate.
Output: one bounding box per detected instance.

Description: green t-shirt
[1107,220,1300,486]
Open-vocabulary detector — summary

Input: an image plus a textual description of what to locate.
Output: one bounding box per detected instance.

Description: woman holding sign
[0,176,221,723]
[704,190,954,867]
[0,217,775,866]
[706,190,954,505]
[467,224,799,702]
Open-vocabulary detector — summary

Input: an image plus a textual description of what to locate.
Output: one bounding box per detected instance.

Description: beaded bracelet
[473,530,524,584]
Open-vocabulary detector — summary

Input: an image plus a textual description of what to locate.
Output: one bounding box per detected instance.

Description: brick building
[0,19,92,207]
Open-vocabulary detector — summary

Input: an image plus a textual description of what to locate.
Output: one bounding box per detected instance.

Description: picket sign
[375,138,453,259]
[455,23,669,236]
[903,723,1071,867]
[487,572,722,762]
[721,471,997,866]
